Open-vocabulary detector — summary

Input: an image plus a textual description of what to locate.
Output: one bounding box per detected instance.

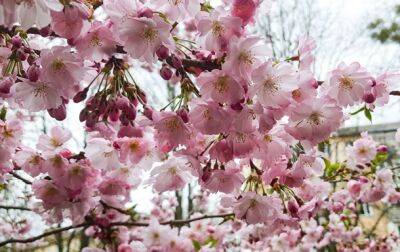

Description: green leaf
[0,106,7,121]
[192,240,201,251]
[204,237,218,248]
[350,106,365,115]
[364,108,372,122]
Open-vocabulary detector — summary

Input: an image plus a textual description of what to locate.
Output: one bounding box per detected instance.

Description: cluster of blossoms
[0,0,399,251]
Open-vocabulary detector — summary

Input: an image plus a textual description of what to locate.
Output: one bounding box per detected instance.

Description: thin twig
[0,213,234,247]
[9,171,32,185]
[0,205,31,211]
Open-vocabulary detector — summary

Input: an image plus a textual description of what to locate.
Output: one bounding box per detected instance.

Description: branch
[366,206,390,237]
[0,223,88,247]
[9,171,33,185]
[0,205,31,211]
[0,213,234,247]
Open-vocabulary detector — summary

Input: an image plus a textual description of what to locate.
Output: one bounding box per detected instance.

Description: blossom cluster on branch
[0,0,399,251]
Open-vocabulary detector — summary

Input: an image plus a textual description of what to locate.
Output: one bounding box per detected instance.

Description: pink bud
[138,7,153,18]
[171,55,182,69]
[48,103,67,121]
[11,36,22,48]
[17,50,27,61]
[377,144,388,153]
[108,106,120,122]
[115,96,130,110]
[118,244,133,252]
[143,107,153,120]
[231,102,243,111]
[27,65,40,82]
[287,200,299,217]
[156,45,169,60]
[160,65,173,80]
[177,108,189,123]
[124,105,137,120]
[73,88,89,103]
[363,92,376,104]
[39,26,52,37]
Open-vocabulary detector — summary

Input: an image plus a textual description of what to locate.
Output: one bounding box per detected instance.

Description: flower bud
[124,105,137,120]
[48,103,67,121]
[138,7,153,18]
[160,65,173,80]
[73,88,89,103]
[11,36,22,48]
[177,108,189,123]
[377,144,388,153]
[363,92,376,104]
[27,65,40,82]
[39,26,52,37]
[143,106,153,120]
[108,105,120,122]
[171,55,182,69]
[156,45,169,60]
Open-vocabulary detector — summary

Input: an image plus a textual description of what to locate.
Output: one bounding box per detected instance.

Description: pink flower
[11,79,62,112]
[232,0,258,26]
[209,139,234,163]
[51,5,89,40]
[233,191,281,224]
[40,46,88,98]
[372,72,400,106]
[197,69,244,104]
[118,137,149,165]
[85,138,120,171]
[323,62,372,106]
[117,16,172,62]
[152,0,200,22]
[142,218,173,247]
[14,147,45,177]
[149,157,191,192]
[37,126,71,153]
[285,97,343,145]
[346,132,377,164]
[196,8,242,52]
[17,0,63,29]
[254,125,293,165]
[189,101,231,135]
[32,179,68,209]
[75,21,118,62]
[201,163,244,193]
[60,161,97,190]
[297,36,316,70]
[223,37,271,81]
[154,112,190,151]
[250,61,298,108]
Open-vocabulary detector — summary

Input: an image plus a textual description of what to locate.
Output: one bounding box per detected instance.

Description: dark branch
[0,213,234,247]
[9,171,33,185]
[0,205,31,211]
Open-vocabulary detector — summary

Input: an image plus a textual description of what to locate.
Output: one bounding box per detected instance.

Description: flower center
[51,58,65,71]
[238,51,254,65]
[292,89,301,99]
[33,83,49,98]
[215,76,229,93]
[169,0,182,5]
[307,112,322,125]
[142,27,158,43]
[50,138,62,148]
[263,134,272,142]
[129,140,140,152]
[339,76,354,90]
[90,35,103,47]
[263,77,279,94]
[164,118,180,132]
[212,21,225,37]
